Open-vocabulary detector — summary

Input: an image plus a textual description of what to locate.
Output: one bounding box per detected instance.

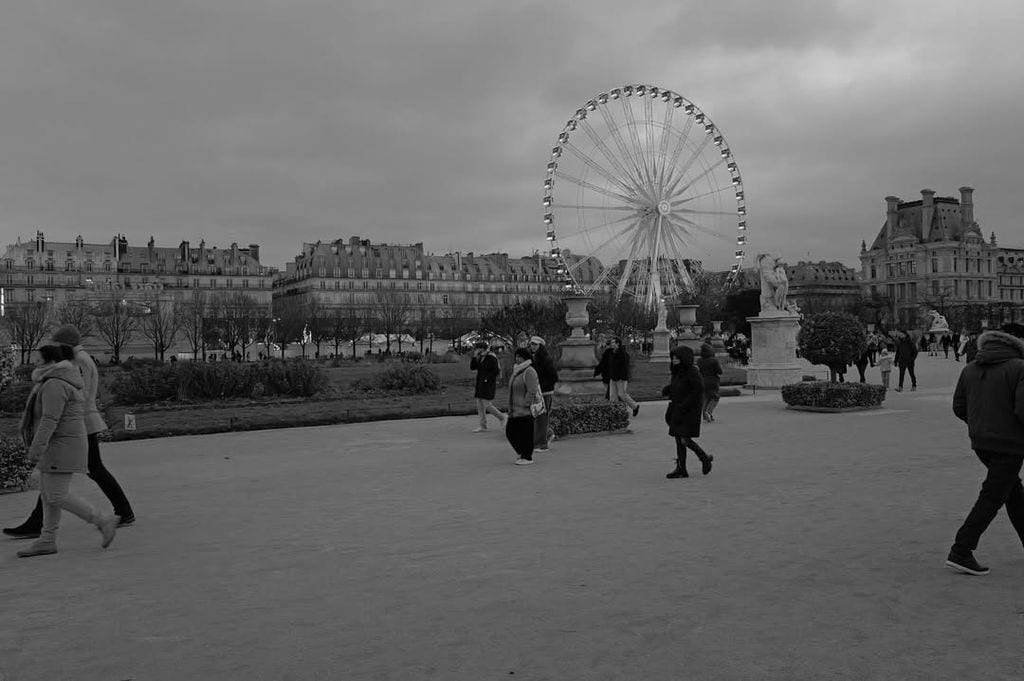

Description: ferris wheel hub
[656,200,672,216]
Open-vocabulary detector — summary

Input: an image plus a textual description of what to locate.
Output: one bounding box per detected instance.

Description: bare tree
[53,297,95,340]
[91,293,137,363]
[2,301,53,364]
[139,296,181,361]
[376,290,411,354]
[178,289,209,360]
[272,295,307,359]
[304,297,331,358]
[331,307,368,359]
[212,291,260,361]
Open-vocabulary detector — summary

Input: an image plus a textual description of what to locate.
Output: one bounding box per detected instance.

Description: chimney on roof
[921,189,935,242]
[247,243,260,262]
[35,230,45,253]
[959,186,974,227]
[885,196,899,242]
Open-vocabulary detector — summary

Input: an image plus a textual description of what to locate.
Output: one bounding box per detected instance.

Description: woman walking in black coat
[469,341,505,432]
[662,346,713,479]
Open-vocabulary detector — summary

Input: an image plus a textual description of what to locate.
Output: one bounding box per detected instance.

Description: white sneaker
[472,427,487,433]
[535,447,550,453]
[514,458,534,465]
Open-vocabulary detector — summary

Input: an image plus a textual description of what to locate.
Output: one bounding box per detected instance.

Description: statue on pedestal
[757,253,792,314]
[925,310,950,334]
[656,301,668,331]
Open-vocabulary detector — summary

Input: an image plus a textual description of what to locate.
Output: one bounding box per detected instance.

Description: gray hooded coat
[952,330,1024,456]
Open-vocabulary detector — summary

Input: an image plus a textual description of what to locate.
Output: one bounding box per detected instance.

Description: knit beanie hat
[529,336,545,346]
[51,325,82,347]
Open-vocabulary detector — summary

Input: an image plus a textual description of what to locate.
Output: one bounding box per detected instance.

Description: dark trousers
[953,450,1024,554]
[533,394,553,448]
[25,433,133,527]
[506,415,535,460]
[897,362,917,388]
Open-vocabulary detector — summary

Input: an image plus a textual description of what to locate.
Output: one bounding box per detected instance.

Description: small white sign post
[124,413,136,431]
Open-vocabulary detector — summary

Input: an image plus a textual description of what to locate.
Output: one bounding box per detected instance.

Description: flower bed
[781,381,886,411]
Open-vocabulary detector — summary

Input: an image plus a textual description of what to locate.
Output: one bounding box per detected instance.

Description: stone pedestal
[649,327,672,363]
[709,320,727,356]
[745,313,804,388]
[555,295,606,396]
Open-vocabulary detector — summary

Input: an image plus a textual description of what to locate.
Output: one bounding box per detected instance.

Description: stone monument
[554,295,606,395]
[745,253,806,388]
[925,310,950,334]
[649,300,672,363]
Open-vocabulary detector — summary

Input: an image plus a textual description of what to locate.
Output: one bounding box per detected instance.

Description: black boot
[666,458,689,479]
[3,495,43,539]
[700,454,714,476]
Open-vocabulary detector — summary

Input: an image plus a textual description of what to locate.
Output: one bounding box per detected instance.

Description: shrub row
[550,402,631,437]
[109,359,328,404]
[781,381,886,409]
[351,365,442,393]
[0,435,32,490]
[0,381,33,414]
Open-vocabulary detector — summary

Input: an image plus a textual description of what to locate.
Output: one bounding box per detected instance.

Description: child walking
[877,346,893,389]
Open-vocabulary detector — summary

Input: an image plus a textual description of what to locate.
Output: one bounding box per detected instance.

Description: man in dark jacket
[608,337,640,417]
[947,329,1024,575]
[528,336,558,452]
[893,330,918,392]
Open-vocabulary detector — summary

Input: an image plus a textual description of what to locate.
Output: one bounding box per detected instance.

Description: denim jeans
[953,450,1024,554]
[609,380,637,409]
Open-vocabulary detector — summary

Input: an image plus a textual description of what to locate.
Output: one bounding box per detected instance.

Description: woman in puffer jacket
[506,346,542,466]
[14,343,117,558]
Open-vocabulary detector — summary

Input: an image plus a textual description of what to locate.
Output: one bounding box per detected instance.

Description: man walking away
[893,330,918,392]
[947,329,1024,575]
[528,336,558,452]
[608,337,640,417]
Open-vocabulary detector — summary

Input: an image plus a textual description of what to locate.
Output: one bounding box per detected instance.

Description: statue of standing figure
[757,253,792,314]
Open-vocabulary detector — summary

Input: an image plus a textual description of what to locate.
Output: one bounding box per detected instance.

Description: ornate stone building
[783,261,863,316]
[271,236,602,322]
[1,231,274,313]
[859,187,1006,329]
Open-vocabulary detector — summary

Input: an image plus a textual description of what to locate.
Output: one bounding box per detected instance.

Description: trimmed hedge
[109,359,327,404]
[550,402,631,437]
[0,381,33,414]
[0,434,32,490]
[781,381,886,409]
[352,365,442,393]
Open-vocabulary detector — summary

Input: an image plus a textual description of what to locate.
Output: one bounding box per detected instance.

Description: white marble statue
[757,253,791,314]
[656,302,668,330]
[925,309,950,333]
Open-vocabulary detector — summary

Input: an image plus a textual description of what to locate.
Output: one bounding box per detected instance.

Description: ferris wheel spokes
[564,138,640,197]
[577,118,645,194]
[664,154,728,202]
[552,170,638,206]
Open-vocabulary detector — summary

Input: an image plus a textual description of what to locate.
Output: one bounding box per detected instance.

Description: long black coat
[470,353,500,400]
[662,366,703,438]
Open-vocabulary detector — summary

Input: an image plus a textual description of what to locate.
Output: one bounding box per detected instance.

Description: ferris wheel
[542,84,747,310]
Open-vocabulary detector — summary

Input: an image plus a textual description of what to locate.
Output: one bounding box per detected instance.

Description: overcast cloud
[2,0,1022,271]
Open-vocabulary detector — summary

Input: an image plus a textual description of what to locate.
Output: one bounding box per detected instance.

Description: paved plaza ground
[2,355,1023,680]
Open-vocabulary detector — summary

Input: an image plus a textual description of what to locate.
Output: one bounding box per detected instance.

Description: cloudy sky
[2,0,1022,272]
